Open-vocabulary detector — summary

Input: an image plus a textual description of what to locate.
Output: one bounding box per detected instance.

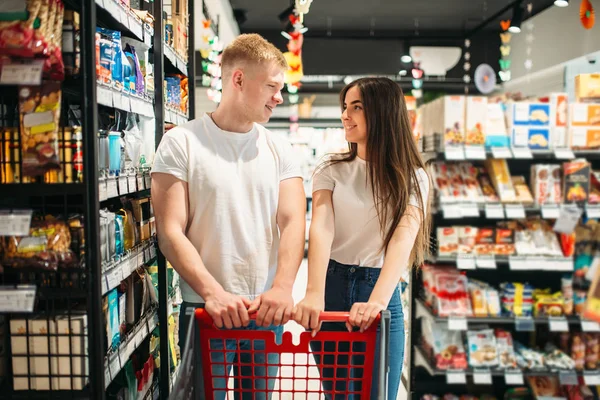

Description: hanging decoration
[463,38,471,93]
[580,0,596,29]
[198,17,224,103]
[499,20,512,82]
[523,2,535,76]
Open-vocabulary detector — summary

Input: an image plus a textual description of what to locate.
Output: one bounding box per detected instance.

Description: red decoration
[292,48,301,56]
[202,19,211,29]
[290,64,301,72]
[290,31,302,40]
[500,20,511,31]
[580,0,595,29]
[289,14,300,25]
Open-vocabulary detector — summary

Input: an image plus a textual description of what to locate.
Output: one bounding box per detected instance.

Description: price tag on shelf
[129,16,144,40]
[104,360,111,388]
[504,370,524,385]
[582,319,600,332]
[137,251,143,269]
[144,246,151,263]
[442,204,462,219]
[106,266,123,292]
[102,276,109,295]
[584,371,600,385]
[446,370,467,385]
[144,174,151,189]
[177,58,187,74]
[143,101,154,117]
[128,176,137,192]
[444,146,465,161]
[554,148,575,160]
[137,176,145,190]
[515,316,535,332]
[108,352,121,379]
[491,147,512,159]
[107,178,118,199]
[112,91,122,110]
[144,29,152,46]
[476,255,497,269]
[459,203,480,217]
[1,60,44,85]
[457,254,476,270]
[509,256,528,271]
[545,257,574,272]
[118,6,130,28]
[118,176,128,195]
[126,336,136,361]
[0,285,36,313]
[548,316,569,332]
[0,211,33,236]
[586,204,600,219]
[554,205,583,234]
[148,314,157,332]
[150,245,157,259]
[541,204,560,219]
[504,204,526,219]
[473,369,492,385]
[510,147,533,159]
[485,203,505,219]
[448,316,468,331]
[96,0,105,8]
[121,95,131,112]
[464,145,486,160]
[559,370,579,386]
[97,85,113,107]
[99,180,107,201]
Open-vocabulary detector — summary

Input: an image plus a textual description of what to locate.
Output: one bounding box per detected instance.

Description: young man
[151,34,306,398]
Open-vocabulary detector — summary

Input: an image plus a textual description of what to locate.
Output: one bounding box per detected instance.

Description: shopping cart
[170,307,391,400]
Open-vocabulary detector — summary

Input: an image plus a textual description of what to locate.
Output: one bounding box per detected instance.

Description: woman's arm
[349,204,423,332]
[292,189,335,335]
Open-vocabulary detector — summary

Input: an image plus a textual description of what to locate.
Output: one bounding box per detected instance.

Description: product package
[485,159,516,202]
[563,159,590,204]
[467,329,498,368]
[437,227,459,256]
[421,318,468,370]
[465,97,487,145]
[511,176,534,205]
[495,329,518,369]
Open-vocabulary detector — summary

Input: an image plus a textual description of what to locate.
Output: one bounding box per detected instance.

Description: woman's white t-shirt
[312,156,429,268]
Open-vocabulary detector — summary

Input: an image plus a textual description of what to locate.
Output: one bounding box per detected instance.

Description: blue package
[108,289,120,350]
[115,214,124,257]
[98,28,125,90]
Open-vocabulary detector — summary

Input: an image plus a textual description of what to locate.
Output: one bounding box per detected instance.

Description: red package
[0,1,40,57]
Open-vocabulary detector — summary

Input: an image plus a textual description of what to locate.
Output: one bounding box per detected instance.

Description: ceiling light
[554,0,569,6]
[343,76,354,85]
[401,55,412,63]
[399,70,407,76]
[509,4,523,33]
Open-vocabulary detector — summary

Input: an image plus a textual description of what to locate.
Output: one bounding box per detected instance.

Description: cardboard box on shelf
[465,96,487,145]
[549,93,569,148]
[570,127,600,149]
[511,126,550,149]
[507,102,551,127]
[575,73,600,102]
[563,159,590,204]
[443,96,466,146]
[485,103,510,147]
[485,159,516,202]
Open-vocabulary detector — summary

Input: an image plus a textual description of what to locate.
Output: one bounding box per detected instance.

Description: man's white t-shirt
[312,156,429,268]
[152,114,302,303]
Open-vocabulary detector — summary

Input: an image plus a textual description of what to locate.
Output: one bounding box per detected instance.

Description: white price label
[128,176,137,192]
[473,370,492,385]
[143,102,154,118]
[99,181,108,201]
[545,257,574,272]
[126,255,135,275]
[148,315,157,332]
[554,148,575,160]
[515,316,535,332]
[144,175,151,189]
[548,317,569,332]
[511,147,533,159]
[137,251,143,269]
[144,29,152,46]
[107,179,118,199]
[464,146,486,160]
[106,266,123,292]
[448,316,468,331]
[96,0,105,7]
[104,360,111,389]
[485,203,505,219]
[177,58,187,75]
[150,245,157,259]
[559,370,579,386]
[122,95,131,112]
[554,205,583,234]
[0,211,32,236]
[457,254,476,270]
[112,91,122,110]
[491,147,512,159]
[0,285,36,312]
[108,353,121,379]
[129,17,144,40]
[584,371,600,385]
[505,204,526,219]
[442,204,462,219]
[476,255,496,269]
[446,371,467,384]
[444,146,465,161]
[582,320,600,332]
[126,337,136,361]
[509,256,528,271]
[460,203,480,217]
[118,6,129,28]
[137,176,144,191]
[587,204,600,219]
[97,86,113,107]
[119,177,129,195]
[541,204,560,219]
[1,60,44,85]
[102,277,109,295]
[504,370,524,385]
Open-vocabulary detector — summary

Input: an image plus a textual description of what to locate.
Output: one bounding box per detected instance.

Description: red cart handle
[195,308,381,325]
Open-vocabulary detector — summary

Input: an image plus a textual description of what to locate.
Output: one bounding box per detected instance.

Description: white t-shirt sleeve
[275,135,303,181]
[408,168,430,212]
[312,163,335,192]
[151,128,189,182]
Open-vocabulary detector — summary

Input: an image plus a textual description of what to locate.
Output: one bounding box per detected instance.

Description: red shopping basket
[190,308,390,400]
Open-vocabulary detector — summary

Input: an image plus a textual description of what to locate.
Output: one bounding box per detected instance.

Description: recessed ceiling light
[401,55,412,63]
[399,70,408,76]
[554,0,569,6]
[343,76,354,85]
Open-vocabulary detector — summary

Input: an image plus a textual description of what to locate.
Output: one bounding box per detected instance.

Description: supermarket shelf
[433,202,599,220]
[0,184,85,199]
[101,239,157,296]
[164,44,188,76]
[165,108,189,126]
[99,175,151,202]
[169,365,180,393]
[104,308,158,389]
[427,254,574,271]
[97,84,155,118]
[414,299,600,331]
[95,0,151,44]
[421,147,600,162]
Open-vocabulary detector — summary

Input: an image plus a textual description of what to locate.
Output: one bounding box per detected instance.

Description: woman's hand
[347,301,386,333]
[292,292,325,337]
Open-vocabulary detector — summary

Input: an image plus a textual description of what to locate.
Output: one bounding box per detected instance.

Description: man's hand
[205,290,252,329]
[248,286,294,327]
[292,292,324,337]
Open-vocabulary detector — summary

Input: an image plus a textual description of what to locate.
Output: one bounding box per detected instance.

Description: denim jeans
[310,259,405,400]
[180,302,283,400]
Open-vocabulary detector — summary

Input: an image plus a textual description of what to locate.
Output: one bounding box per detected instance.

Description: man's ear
[232,69,244,90]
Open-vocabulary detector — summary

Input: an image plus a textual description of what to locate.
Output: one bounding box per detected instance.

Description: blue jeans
[310,260,405,400]
[180,302,283,400]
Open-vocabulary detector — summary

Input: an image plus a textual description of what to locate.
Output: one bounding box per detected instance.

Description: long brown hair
[324,77,431,267]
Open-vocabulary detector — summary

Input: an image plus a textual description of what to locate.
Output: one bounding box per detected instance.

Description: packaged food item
[589,171,600,204]
[458,163,484,202]
[495,329,518,369]
[550,93,569,149]
[486,288,502,317]
[562,276,574,315]
[435,272,472,317]
[438,227,459,256]
[549,164,563,204]
[474,228,495,256]
[563,159,590,204]
[571,334,586,370]
[485,159,516,202]
[442,96,466,147]
[478,170,500,203]
[501,282,534,317]
[107,288,120,351]
[0,1,40,57]
[457,226,477,254]
[533,290,564,317]
[465,96,487,145]
[495,228,515,256]
[511,176,534,205]
[585,334,599,370]
[575,73,600,102]
[527,376,564,398]
[18,83,62,177]
[531,164,552,205]
[575,290,587,316]
[468,280,488,317]
[485,103,510,147]
[515,342,545,370]
[421,319,468,370]
[545,343,577,370]
[467,329,498,368]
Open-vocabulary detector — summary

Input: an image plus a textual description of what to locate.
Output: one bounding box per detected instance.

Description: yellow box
[575,73,600,101]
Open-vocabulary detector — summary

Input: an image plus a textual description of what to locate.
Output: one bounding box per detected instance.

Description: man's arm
[251,177,306,326]
[152,172,251,328]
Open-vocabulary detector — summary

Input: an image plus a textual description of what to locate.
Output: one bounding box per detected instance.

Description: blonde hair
[221,34,287,80]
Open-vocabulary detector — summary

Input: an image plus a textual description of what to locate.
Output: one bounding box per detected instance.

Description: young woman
[292,77,430,399]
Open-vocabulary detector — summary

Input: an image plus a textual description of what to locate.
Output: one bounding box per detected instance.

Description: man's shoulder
[162,117,209,141]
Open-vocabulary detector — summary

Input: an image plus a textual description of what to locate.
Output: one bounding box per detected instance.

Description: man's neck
[210,104,254,133]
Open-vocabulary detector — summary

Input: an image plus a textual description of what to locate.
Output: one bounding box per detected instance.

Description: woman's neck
[356,143,367,161]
